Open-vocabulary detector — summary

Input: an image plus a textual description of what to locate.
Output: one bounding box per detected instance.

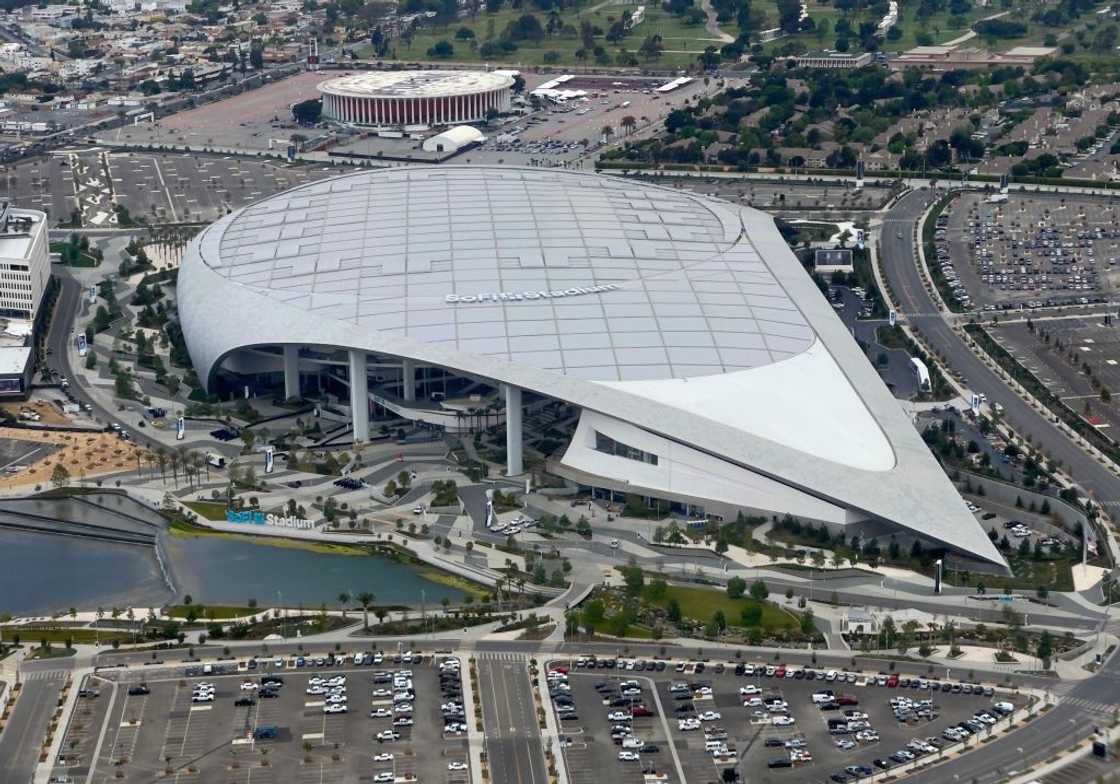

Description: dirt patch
[0,428,151,488]
[0,400,71,426]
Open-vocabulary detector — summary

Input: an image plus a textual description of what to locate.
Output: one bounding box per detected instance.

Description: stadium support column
[283,344,300,401]
[349,349,369,443]
[402,358,416,402]
[504,384,523,476]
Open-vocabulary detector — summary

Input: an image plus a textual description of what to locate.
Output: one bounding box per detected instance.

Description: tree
[749,579,769,601]
[740,604,762,626]
[622,565,644,596]
[427,40,455,58]
[338,592,350,618]
[50,463,70,489]
[357,591,375,630]
[667,598,682,624]
[1037,629,1053,663]
[581,599,605,635]
[620,115,637,135]
[291,98,322,125]
[726,576,746,599]
[800,607,816,636]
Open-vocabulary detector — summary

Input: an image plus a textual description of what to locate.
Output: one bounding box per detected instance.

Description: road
[476,656,548,784]
[0,672,66,784]
[880,189,1120,515]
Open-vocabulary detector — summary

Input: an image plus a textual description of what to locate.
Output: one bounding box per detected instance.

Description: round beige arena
[318,71,514,126]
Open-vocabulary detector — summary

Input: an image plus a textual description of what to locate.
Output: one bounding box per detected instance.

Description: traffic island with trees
[565,567,820,646]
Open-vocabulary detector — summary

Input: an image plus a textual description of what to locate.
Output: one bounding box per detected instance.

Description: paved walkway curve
[700,0,735,44]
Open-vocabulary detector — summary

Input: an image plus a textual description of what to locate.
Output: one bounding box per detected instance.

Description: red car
[631,706,653,717]
[886,675,899,688]
[775,666,786,678]
[837,695,859,706]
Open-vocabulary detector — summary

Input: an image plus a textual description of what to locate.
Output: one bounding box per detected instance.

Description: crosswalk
[22,670,66,682]
[1063,696,1116,716]
[474,651,527,662]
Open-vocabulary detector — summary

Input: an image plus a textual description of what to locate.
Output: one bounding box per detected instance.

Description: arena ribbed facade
[318,71,514,126]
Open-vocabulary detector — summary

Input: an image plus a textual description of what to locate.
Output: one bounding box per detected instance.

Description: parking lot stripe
[301,732,324,741]
[189,705,212,712]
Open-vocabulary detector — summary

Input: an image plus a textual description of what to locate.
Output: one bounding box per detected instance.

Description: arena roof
[204,167,814,382]
[317,71,513,99]
[179,166,1006,566]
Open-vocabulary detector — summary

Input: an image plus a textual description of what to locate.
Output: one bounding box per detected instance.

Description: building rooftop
[203,167,815,383]
[317,71,513,99]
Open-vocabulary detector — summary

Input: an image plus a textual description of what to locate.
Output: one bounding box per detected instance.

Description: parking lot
[548,657,1024,784]
[0,150,351,227]
[76,652,469,784]
[942,192,1120,311]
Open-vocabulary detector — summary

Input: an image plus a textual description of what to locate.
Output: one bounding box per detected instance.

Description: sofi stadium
[178,166,1005,567]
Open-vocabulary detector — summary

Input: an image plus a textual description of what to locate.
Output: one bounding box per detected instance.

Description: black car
[235,696,256,707]
[830,774,848,783]
[764,738,786,747]
[127,685,150,696]
[259,688,279,698]
[767,759,792,769]
[261,676,284,685]
[873,758,891,769]
[655,661,666,672]
[640,744,660,753]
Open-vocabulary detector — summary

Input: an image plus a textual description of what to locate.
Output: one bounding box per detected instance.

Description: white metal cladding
[178,166,1006,566]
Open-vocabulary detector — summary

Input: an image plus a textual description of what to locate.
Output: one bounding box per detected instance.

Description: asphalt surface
[0,671,66,784]
[477,656,548,784]
[881,189,1120,515]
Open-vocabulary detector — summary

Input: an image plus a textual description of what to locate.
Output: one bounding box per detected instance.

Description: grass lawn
[49,242,99,267]
[183,501,229,521]
[651,584,798,631]
[0,627,135,645]
[165,604,259,619]
[362,5,720,67]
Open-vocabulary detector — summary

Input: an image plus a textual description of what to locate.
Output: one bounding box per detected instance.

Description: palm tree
[338,592,350,618]
[620,115,636,135]
[357,591,375,630]
[600,125,614,143]
[156,448,168,483]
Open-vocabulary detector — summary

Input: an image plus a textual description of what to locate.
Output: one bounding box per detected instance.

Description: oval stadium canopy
[178,166,1005,566]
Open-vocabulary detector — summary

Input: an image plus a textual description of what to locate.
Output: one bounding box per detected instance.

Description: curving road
[880,189,1120,514]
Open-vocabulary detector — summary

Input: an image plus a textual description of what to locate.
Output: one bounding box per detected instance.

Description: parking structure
[85,650,470,784]
[548,656,1025,784]
[941,192,1120,312]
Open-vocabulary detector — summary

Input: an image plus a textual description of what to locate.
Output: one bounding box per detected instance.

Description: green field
[0,627,135,645]
[183,500,228,521]
[362,5,725,67]
[651,584,799,630]
[166,604,259,619]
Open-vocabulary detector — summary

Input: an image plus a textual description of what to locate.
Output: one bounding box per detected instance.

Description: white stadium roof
[317,71,513,99]
[178,166,1006,565]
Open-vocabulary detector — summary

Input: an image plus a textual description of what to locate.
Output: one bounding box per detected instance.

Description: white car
[373,774,394,783]
[371,708,393,718]
[448,762,468,771]
[694,686,713,696]
[394,703,413,714]
[373,753,394,762]
[618,751,640,761]
[326,694,347,704]
[699,711,721,722]
[773,716,796,727]
[240,682,258,691]
[393,717,413,727]
[377,730,400,742]
[371,688,392,698]
[607,711,631,722]
[678,719,701,731]
[323,703,347,714]
[739,685,760,696]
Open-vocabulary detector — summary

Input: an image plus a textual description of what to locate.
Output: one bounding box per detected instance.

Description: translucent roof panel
[208,167,816,381]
